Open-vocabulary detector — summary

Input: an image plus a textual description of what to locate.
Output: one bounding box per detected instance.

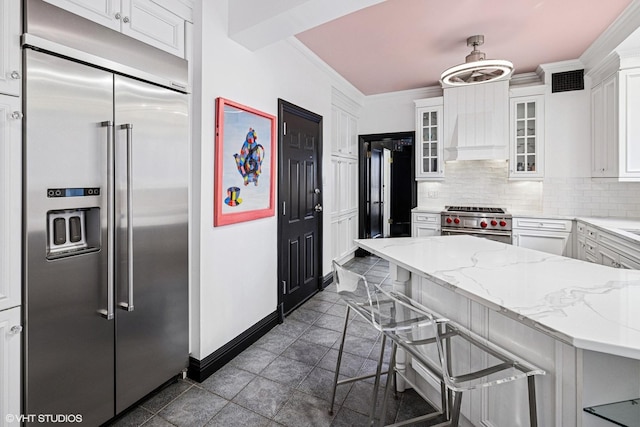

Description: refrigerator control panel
[47,187,101,198]
[46,208,100,259]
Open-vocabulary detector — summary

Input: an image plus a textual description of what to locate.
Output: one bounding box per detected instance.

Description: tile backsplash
[417,160,640,217]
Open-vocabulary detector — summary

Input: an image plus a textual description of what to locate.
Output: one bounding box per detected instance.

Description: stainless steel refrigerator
[23,1,189,425]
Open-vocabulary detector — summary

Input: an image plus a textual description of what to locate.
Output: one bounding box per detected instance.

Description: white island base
[355,236,640,427]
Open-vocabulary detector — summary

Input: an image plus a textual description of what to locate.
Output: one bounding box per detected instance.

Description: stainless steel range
[441,206,512,244]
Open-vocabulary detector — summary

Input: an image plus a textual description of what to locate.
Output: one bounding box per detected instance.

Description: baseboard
[322,272,333,289]
[187,310,280,382]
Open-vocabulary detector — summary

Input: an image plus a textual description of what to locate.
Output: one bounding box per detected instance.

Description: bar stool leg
[368,334,387,426]
[528,376,538,427]
[378,341,398,427]
[450,391,463,427]
[329,305,351,416]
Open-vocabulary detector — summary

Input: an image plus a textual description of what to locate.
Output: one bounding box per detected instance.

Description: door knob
[314,188,321,194]
[314,204,323,212]
[10,325,22,335]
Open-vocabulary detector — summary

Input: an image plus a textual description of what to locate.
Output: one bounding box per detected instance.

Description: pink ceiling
[295,0,633,95]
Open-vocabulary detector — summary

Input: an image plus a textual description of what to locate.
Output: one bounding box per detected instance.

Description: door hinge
[388,218,394,224]
[389,157,393,164]
[366,151,371,159]
[282,280,286,294]
[282,201,286,216]
[283,122,287,136]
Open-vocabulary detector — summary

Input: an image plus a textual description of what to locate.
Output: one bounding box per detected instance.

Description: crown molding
[366,86,443,103]
[580,0,640,72]
[286,36,365,106]
[331,87,363,116]
[509,71,543,87]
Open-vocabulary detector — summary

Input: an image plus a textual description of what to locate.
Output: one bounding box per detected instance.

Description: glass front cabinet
[414,97,444,180]
[509,95,544,179]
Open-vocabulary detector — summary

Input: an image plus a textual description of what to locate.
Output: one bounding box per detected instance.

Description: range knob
[499,220,507,227]
[446,217,453,224]
[490,219,498,226]
[480,221,488,228]
[454,218,460,224]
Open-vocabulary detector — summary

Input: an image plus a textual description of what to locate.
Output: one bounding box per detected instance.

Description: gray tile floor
[108,256,436,427]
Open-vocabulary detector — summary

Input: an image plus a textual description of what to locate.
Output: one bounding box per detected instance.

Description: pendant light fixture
[440,35,513,88]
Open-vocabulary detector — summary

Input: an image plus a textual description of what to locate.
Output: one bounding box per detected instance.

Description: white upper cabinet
[509,95,544,179]
[414,97,444,180]
[43,0,187,58]
[331,106,358,157]
[591,73,618,178]
[443,80,509,161]
[0,0,21,96]
[590,56,640,181]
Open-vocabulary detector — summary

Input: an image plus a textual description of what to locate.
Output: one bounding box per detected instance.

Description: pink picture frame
[214,98,277,226]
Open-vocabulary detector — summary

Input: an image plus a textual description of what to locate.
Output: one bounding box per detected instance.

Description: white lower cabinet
[597,229,640,270]
[0,307,21,427]
[411,212,440,237]
[512,217,573,257]
[575,221,640,269]
[331,213,357,262]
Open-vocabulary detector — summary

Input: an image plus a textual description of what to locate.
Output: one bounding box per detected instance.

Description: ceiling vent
[551,70,584,93]
[440,35,514,88]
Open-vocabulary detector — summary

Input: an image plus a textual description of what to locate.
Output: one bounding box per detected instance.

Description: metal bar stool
[379,290,546,427]
[329,261,448,425]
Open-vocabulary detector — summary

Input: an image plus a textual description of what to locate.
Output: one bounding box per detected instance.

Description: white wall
[191,0,355,360]
[360,88,438,135]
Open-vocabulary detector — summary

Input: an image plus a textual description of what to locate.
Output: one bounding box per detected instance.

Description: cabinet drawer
[513,217,573,232]
[412,213,440,224]
[576,222,586,236]
[584,239,597,257]
[585,226,599,240]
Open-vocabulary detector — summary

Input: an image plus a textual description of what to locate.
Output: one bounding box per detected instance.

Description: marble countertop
[356,235,640,360]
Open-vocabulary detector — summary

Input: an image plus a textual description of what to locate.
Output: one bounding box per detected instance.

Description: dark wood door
[370,148,383,238]
[278,100,323,316]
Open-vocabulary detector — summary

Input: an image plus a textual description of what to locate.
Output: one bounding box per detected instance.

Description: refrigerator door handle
[99,120,115,320]
[119,123,134,312]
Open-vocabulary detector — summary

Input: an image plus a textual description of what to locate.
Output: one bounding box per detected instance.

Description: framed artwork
[214,97,277,226]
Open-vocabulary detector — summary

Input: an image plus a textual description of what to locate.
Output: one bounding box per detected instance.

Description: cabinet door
[618,69,640,180]
[122,0,185,58]
[620,254,640,270]
[0,0,21,96]
[0,307,21,426]
[509,96,544,179]
[597,245,620,268]
[415,105,444,180]
[513,231,570,256]
[0,96,21,312]
[413,225,439,237]
[43,0,120,30]
[591,75,618,178]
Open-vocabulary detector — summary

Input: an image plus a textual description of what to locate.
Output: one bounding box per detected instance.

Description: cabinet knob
[115,12,122,20]
[11,111,23,120]
[10,325,22,335]
[123,16,130,23]
[10,70,20,80]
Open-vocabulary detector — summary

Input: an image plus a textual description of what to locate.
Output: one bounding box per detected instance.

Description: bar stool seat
[329,260,447,425]
[379,290,546,427]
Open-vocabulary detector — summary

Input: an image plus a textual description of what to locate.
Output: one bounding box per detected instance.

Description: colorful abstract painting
[214,98,276,226]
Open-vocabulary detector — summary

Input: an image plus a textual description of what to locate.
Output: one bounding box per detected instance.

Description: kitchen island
[356,236,640,427]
